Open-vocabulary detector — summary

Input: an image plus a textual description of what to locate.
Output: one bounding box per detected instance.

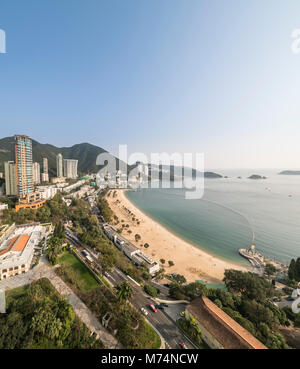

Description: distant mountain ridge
[0,136,124,177]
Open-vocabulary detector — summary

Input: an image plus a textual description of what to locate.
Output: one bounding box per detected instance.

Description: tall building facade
[15,135,33,198]
[42,157,49,182]
[56,153,63,177]
[4,161,17,196]
[32,162,41,184]
[63,159,78,179]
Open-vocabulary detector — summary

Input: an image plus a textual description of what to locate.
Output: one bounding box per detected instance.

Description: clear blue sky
[1,0,300,169]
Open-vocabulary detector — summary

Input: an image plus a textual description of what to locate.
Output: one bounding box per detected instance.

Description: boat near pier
[239,245,265,275]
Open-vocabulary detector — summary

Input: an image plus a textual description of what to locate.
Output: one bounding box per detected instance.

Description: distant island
[279,170,300,176]
[204,172,223,179]
[248,174,267,180]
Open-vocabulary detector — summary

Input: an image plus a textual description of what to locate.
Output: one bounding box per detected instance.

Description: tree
[288,259,297,280]
[115,282,133,304]
[168,260,174,267]
[296,258,300,281]
[53,221,65,240]
[265,263,276,277]
[223,270,275,302]
[172,274,186,285]
[144,284,160,297]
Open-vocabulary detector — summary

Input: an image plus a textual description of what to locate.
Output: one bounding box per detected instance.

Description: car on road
[179,343,187,349]
[155,304,164,310]
[141,307,148,316]
[161,303,169,307]
[180,311,185,317]
[149,304,157,312]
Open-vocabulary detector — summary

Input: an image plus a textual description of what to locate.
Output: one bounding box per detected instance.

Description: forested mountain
[0,136,124,176]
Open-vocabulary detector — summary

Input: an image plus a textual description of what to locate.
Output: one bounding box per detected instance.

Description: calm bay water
[126,169,300,266]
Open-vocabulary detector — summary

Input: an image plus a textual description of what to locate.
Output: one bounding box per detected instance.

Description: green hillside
[0,136,124,177]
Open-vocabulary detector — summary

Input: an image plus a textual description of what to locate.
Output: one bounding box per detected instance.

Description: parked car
[155,304,164,310]
[149,304,157,312]
[180,311,185,317]
[141,307,148,316]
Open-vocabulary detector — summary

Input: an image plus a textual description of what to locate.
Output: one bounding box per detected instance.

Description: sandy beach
[106,189,248,284]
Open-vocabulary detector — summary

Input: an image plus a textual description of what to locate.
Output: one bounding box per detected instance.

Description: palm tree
[115,281,133,305]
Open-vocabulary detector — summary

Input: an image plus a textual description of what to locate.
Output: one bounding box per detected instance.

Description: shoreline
[105,189,249,284]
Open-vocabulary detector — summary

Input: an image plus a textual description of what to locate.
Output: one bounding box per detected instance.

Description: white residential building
[36,185,63,200]
[57,153,63,178]
[0,203,8,211]
[4,161,17,196]
[32,162,41,184]
[63,159,78,179]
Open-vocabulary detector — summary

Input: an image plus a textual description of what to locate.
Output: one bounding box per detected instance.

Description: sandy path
[106,190,248,284]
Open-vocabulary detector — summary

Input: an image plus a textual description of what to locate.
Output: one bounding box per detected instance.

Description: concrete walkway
[0,256,121,349]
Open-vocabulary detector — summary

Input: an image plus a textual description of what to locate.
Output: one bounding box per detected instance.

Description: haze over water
[126,170,300,266]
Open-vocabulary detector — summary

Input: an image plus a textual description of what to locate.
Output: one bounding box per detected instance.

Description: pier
[239,246,265,276]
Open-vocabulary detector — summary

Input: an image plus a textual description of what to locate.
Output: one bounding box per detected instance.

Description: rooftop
[187,296,267,349]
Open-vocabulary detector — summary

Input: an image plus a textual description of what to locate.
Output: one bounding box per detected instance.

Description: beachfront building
[63,159,78,179]
[15,135,33,199]
[4,161,17,196]
[65,185,95,199]
[103,224,160,276]
[63,179,86,193]
[0,223,50,280]
[185,296,267,349]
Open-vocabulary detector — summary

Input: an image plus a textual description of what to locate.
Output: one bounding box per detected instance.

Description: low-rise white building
[0,223,51,280]
[63,180,86,193]
[36,185,63,200]
[103,224,160,276]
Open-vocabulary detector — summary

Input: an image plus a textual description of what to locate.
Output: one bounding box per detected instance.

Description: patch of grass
[58,252,99,291]
[140,320,161,349]
[6,285,28,305]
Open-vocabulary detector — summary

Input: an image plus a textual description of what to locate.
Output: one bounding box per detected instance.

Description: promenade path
[0,256,121,349]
